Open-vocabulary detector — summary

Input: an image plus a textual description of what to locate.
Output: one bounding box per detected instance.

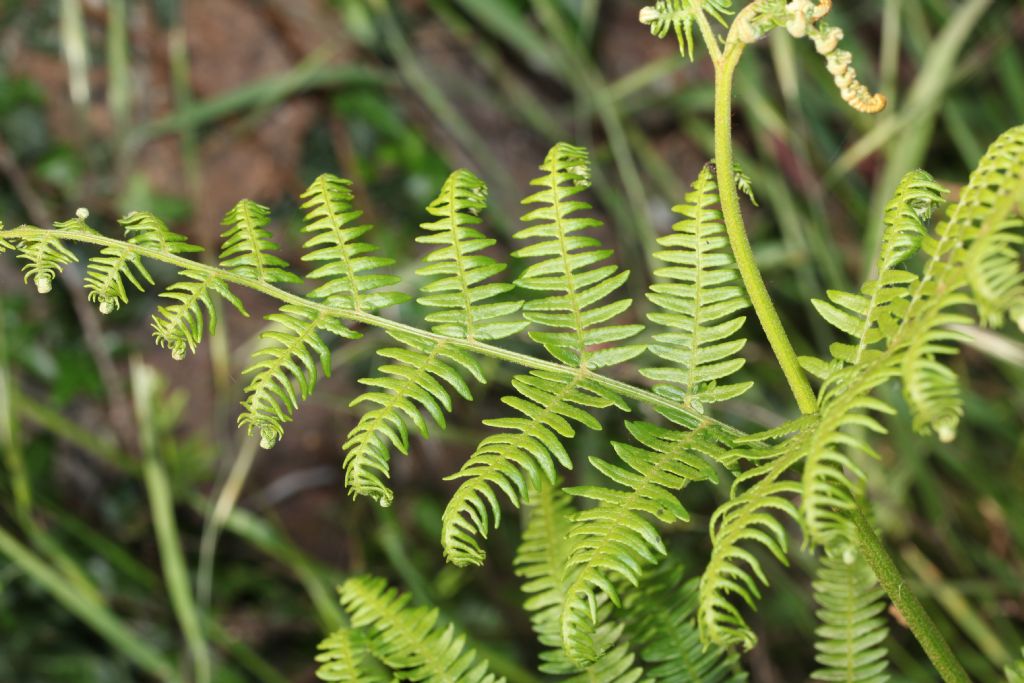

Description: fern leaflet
[219,199,302,284]
[340,575,504,683]
[315,627,391,683]
[643,163,752,412]
[811,541,891,683]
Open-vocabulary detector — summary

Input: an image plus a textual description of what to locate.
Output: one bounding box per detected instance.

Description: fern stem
[713,36,818,416]
[850,506,970,683]
[2,225,736,436]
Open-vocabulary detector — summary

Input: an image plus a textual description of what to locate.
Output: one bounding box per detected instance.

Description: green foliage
[314,628,390,683]
[219,199,301,284]
[623,563,745,682]
[811,541,890,683]
[340,575,503,682]
[514,142,644,369]
[639,0,733,60]
[643,163,752,411]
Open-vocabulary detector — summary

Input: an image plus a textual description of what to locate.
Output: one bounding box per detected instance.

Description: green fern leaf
[812,542,891,683]
[0,221,14,252]
[417,169,528,340]
[442,372,627,567]
[238,304,356,449]
[344,332,483,507]
[301,174,408,311]
[315,627,391,683]
[639,0,732,61]
[515,143,644,369]
[84,212,204,314]
[515,483,649,683]
[340,575,504,683]
[623,563,746,682]
[342,170,527,506]
[643,164,752,412]
[877,170,947,272]
[697,450,801,650]
[559,420,724,665]
[152,270,248,360]
[956,125,1024,329]
[15,211,92,294]
[220,199,302,284]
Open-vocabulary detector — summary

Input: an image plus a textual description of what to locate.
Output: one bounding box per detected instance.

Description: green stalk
[133,361,212,683]
[713,38,818,416]
[851,508,970,683]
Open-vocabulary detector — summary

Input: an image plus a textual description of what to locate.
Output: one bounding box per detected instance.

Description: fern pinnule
[643,163,752,411]
[623,563,746,682]
[120,211,204,256]
[876,170,947,273]
[340,575,504,683]
[559,421,724,665]
[220,199,302,284]
[238,304,354,449]
[315,627,390,683]
[417,169,527,341]
[344,332,483,507]
[811,541,891,683]
[515,142,644,369]
[300,173,408,312]
[441,372,627,567]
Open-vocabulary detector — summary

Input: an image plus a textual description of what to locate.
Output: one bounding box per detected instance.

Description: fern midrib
[546,168,587,362]
[314,181,364,312]
[684,171,712,396]
[238,201,268,282]
[444,179,477,340]
[6,227,728,435]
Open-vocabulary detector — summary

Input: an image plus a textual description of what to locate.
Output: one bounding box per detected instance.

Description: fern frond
[515,143,644,369]
[15,211,90,294]
[238,304,356,449]
[515,483,648,683]
[624,563,746,682]
[956,125,1024,329]
[152,269,248,360]
[877,170,948,272]
[340,575,504,683]
[812,541,891,683]
[219,199,302,284]
[639,0,732,60]
[418,169,528,340]
[315,627,391,683]
[697,461,801,650]
[300,173,408,311]
[344,332,483,507]
[559,421,724,665]
[442,372,627,567]
[342,170,526,506]
[643,164,752,411]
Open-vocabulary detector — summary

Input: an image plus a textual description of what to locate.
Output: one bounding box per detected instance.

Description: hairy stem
[713,39,818,416]
[851,506,970,683]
